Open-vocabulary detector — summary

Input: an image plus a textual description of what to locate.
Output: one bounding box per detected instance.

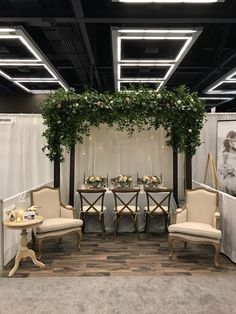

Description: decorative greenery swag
[41,86,206,162]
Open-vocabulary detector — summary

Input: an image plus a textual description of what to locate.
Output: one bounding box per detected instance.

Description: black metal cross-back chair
[144,188,172,236]
[111,188,140,238]
[77,188,106,239]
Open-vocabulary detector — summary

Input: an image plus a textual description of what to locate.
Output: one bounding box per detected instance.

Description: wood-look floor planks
[2,233,236,277]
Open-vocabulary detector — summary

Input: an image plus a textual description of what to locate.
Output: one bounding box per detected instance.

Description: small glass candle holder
[16,209,24,222]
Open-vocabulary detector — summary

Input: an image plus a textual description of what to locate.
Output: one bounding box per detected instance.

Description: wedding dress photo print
[217,120,236,196]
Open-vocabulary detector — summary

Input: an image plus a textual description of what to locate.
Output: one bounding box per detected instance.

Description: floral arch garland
[41,85,206,162]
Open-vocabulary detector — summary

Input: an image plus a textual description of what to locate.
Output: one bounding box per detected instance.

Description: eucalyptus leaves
[41,86,206,162]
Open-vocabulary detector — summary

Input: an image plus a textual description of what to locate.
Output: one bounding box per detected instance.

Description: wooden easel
[203,153,220,190]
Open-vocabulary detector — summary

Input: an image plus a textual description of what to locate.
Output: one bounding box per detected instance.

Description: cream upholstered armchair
[168,188,221,267]
[30,186,83,258]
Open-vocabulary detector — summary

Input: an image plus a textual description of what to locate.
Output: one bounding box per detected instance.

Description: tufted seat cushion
[168,222,221,240]
[36,218,83,234]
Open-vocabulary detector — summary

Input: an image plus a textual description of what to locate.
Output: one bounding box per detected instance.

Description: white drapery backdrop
[0,114,53,200]
[60,125,186,203]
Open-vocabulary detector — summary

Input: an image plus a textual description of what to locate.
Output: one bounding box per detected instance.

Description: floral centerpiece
[138,175,161,187]
[111,175,132,188]
[86,176,104,188]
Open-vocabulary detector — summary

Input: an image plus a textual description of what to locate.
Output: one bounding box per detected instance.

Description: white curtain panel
[73,125,175,191]
[0,114,53,200]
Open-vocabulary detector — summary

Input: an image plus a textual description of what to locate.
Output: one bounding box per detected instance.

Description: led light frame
[118,80,164,92]
[0,27,68,93]
[112,27,202,91]
[118,63,175,80]
[112,0,225,3]
[199,97,234,106]
[0,63,56,80]
[17,80,66,94]
[207,81,236,94]
[205,66,236,95]
[118,36,192,63]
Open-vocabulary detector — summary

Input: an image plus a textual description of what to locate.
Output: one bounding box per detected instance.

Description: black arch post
[54,158,60,188]
[69,145,75,206]
[185,152,192,189]
[173,150,178,205]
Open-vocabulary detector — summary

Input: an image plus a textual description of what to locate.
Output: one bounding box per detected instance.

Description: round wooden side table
[4,215,45,277]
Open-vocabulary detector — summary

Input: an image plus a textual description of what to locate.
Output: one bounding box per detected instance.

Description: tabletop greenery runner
[41,85,206,162]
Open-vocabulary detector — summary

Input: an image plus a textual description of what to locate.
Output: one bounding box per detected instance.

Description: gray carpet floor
[1,276,236,314]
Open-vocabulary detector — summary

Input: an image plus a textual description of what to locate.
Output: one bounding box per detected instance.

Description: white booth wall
[192,113,236,186]
[0,114,53,200]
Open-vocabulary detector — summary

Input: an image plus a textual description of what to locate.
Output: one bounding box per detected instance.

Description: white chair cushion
[36,218,83,234]
[115,206,139,213]
[81,205,106,213]
[168,222,221,240]
[144,205,168,214]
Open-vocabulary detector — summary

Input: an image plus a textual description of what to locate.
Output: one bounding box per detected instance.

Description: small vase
[90,182,99,188]
[119,182,127,188]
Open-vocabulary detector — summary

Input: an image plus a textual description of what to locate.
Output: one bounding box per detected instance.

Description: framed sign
[217,120,236,196]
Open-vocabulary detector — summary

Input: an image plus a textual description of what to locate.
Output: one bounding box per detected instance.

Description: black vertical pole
[54,158,60,188]
[173,150,178,205]
[185,152,192,189]
[69,145,75,206]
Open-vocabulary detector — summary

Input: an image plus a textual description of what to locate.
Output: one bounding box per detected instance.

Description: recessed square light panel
[0,27,68,93]
[112,28,202,91]
[112,0,225,3]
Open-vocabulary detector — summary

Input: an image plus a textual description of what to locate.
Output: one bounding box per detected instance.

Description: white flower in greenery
[157,94,161,99]
[188,129,192,133]
[76,103,79,107]
[177,100,182,105]
[57,104,61,108]
[57,120,61,124]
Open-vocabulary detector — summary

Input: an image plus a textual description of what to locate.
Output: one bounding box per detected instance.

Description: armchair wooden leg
[214,243,220,267]
[168,236,173,260]
[77,230,82,252]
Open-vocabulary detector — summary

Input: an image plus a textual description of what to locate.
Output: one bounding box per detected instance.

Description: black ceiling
[0,0,236,111]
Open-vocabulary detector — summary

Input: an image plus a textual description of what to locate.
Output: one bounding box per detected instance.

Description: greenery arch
[41,85,206,162]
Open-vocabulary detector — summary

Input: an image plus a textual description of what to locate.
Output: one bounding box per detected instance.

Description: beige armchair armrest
[213,211,220,230]
[172,207,187,224]
[60,203,77,219]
